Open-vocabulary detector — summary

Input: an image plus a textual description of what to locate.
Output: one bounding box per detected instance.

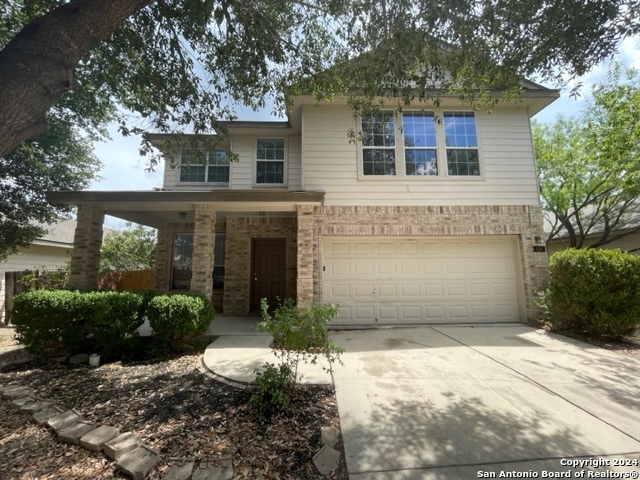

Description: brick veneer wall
[68,205,105,290]
[310,205,548,323]
[223,216,297,315]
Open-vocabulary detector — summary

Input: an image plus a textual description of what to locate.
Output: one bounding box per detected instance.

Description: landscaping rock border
[0,383,235,479]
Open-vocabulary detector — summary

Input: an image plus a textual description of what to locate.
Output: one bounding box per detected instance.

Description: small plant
[255,298,343,386]
[19,265,70,291]
[147,294,214,353]
[249,362,294,414]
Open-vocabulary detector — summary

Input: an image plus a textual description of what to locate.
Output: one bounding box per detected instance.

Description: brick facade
[223,216,297,315]
[311,205,548,323]
[68,205,105,290]
[152,204,547,323]
[191,204,217,299]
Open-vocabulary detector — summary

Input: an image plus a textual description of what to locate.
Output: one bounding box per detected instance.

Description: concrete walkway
[203,323,640,479]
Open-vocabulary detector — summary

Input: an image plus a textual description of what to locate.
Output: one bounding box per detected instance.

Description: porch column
[296,205,315,308]
[191,204,216,299]
[68,204,105,290]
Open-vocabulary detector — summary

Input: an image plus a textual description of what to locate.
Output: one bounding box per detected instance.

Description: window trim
[253,137,288,187]
[178,148,231,185]
[356,109,484,180]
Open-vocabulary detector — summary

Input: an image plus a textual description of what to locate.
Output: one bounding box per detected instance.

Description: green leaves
[0,115,101,260]
[540,249,640,339]
[100,222,157,273]
[533,63,640,249]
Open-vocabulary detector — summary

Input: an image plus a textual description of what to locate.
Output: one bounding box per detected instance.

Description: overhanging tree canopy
[1,0,639,162]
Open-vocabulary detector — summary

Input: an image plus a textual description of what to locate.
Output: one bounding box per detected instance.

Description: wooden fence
[119,269,154,291]
[3,271,29,324]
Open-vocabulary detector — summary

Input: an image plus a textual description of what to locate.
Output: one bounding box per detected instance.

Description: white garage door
[323,236,521,324]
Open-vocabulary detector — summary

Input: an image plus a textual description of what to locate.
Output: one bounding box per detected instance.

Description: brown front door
[251,238,287,311]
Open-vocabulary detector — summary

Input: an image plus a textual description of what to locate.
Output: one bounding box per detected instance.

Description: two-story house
[48,83,558,324]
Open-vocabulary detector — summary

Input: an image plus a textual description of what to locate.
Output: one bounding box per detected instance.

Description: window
[180,149,230,183]
[359,110,480,178]
[256,138,285,184]
[213,234,226,289]
[171,233,226,290]
[362,112,396,175]
[444,112,480,176]
[403,112,438,176]
[171,233,193,290]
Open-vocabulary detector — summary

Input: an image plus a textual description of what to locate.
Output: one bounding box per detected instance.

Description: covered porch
[46,190,324,313]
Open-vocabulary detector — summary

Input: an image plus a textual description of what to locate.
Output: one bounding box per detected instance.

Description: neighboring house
[546,207,640,255]
[48,83,558,325]
[0,219,76,323]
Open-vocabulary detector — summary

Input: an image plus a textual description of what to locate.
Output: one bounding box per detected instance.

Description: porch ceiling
[46,190,325,229]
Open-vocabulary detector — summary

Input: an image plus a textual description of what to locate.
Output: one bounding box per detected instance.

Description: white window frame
[357,110,483,180]
[254,138,287,187]
[178,149,230,185]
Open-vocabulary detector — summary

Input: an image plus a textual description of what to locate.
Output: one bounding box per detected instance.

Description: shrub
[249,362,294,414]
[147,294,214,352]
[540,248,640,339]
[12,290,93,356]
[11,290,153,358]
[88,291,145,358]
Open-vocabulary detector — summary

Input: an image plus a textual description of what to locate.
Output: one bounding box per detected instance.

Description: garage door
[323,236,521,324]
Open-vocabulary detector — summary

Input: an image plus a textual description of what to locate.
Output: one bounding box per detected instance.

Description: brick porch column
[296,205,314,308]
[191,204,216,298]
[68,204,105,290]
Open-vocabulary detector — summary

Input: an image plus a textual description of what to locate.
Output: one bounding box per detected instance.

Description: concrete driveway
[330,325,640,479]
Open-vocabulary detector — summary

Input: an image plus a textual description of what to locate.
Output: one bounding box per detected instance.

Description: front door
[251,238,287,311]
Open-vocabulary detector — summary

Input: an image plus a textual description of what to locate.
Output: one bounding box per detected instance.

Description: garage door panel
[378,284,398,297]
[323,236,520,324]
[424,284,444,298]
[446,284,467,297]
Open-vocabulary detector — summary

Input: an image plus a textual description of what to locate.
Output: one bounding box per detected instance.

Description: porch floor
[206,314,265,336]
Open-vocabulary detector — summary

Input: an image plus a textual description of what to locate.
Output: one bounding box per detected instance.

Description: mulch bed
[0,327,347,480]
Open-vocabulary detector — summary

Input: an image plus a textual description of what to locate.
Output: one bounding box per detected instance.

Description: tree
[1,0,640,161]
[533,64,640,250]
[100,223,157,273]
[0,115,101,260]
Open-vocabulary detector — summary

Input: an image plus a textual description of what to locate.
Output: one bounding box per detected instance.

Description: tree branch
[0,0,156,158]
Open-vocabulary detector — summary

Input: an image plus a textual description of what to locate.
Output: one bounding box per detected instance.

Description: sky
[89,36,640,229]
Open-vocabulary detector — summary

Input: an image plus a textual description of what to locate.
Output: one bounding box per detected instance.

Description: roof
[32,219,77,247]
[544,201,640,239]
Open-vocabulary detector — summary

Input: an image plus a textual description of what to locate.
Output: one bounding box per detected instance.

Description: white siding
[0,245,71,322]
[162,135,302,190]
[301,104,541,206]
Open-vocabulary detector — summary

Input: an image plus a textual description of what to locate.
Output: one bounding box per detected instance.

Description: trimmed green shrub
[88,291,145,358]
[146,294,214,351]
[540,248,640,339]
[11,290,154,358]
[12,290,92,356]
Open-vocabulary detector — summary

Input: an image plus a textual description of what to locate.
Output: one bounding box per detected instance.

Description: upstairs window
[180,149,230,183]
[403,112,438,176]
[444,112,480,176]
[362,111,396,176]
[359,110,481,178]
[256,139,285,184]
